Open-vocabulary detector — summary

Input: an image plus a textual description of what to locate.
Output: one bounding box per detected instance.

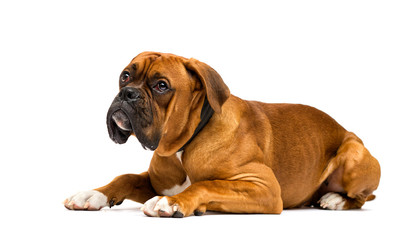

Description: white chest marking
[161,151,191,196]
[161,176,191,196]
[176,151,183,163]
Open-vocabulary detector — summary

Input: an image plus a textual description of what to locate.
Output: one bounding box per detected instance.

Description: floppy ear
[184,58,230,113]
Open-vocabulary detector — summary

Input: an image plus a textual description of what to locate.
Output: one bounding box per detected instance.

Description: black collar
[178,96,214,152]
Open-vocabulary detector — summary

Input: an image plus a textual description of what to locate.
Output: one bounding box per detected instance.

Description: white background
[1,0,396,239]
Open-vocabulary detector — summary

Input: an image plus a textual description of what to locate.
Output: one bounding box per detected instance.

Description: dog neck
[178,96,214,152]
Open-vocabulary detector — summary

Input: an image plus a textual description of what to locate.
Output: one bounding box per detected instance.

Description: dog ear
[155,90,204,157]
[185,58,230,113]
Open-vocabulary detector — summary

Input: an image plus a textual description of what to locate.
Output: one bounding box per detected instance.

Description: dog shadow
[100,205,370,216]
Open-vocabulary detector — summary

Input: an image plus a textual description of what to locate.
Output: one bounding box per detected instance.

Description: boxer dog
[64,52,381,217]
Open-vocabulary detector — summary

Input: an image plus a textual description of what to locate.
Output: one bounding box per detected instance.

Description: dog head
[106,52,230,156]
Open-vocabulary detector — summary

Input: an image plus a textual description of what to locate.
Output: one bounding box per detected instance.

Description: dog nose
[118,87,140,102]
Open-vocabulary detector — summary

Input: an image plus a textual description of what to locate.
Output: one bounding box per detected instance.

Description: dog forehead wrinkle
[150,57,186,76]
[151,72,168,82]
[129,54,161,85]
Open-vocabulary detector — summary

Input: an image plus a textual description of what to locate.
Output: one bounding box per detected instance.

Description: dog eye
[120,72,130,83]
[153,81,168,93]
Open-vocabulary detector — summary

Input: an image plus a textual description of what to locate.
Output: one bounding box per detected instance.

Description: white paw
[318,192,346,210]
[64,190,108,210]
[141,196,181,217]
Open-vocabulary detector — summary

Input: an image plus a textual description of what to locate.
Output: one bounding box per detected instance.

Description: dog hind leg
[317,132,381,210]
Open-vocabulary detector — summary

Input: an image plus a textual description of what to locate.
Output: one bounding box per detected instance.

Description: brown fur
[69,52,381,216]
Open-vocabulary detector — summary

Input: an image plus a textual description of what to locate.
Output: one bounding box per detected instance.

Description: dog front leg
[141,171,283,217]
[64,172,156,210]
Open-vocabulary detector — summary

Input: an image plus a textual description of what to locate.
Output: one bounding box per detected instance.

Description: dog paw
[64,190,108,210]
[318,192,346,210]
[141,196,184,218]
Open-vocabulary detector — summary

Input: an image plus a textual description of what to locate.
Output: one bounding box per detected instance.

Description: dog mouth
[106,93,160,150]
[111,110,132,131]
[107,107,134,144]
